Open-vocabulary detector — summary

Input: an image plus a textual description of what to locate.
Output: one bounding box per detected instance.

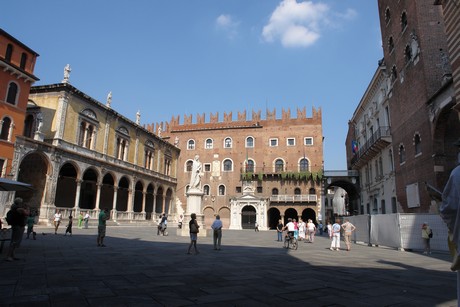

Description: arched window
[187,139,195,150]
[246,160,255,173]
[399,144,406,164]
[0,117,12,141]
[6,82,18,105]
[20,53,27,69]
[205,138,213,149]
[203,185,210,196]
[404,45,412,63]
[401,11,408,31]
[272,188,279,195]
[414,134,422,155]
[299,158,309,172]
[218,185,226,196]
[186,160,193,172]
[246,136,254,148]
[294,188,301,195]
[309,187,316,194]
[23,114,34,138]
[5,44,13,62]
[388,36,394,53]
[224,137,232,148]
[385,7,391,24]
[275,159,284,172]
[223,159,233,171]
[144,141,155,171]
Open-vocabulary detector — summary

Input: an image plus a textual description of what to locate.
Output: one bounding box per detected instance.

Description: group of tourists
[276,217,356,251]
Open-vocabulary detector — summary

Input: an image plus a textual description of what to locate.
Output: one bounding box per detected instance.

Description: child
[26,212,36,240]
[64,215,73,236]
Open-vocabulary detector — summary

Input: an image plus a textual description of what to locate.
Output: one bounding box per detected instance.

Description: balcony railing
[351,126,391,169]
[270,194,317,202]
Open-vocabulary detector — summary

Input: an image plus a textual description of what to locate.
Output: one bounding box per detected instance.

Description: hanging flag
[352,140,358,154]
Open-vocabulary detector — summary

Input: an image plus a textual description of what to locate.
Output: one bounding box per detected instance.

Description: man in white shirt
[330,219,341,251]
[211,215,223,250]
[283,218,295,238]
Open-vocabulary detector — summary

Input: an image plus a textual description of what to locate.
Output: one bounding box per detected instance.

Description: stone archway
[133,181,143,212]
[80,168,98,209]
[283,208,298,224]
[241,205,256,229]
[16,152,49,212]
[203,206,215,228]
[267,207,281,230]
[301,208,316,224]
[218,207,230,229]
[116,177,129,211]
[55,162,78,208]
[100,173,115,212]
[145,184,154,220]
[155,186,164,214]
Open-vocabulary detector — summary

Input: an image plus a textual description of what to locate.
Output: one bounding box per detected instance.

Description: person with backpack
[5,198,29,262]
[422,222,432,255]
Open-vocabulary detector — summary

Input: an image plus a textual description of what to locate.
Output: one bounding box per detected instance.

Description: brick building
[154,107,324,229]
[0,28,39,178]
[372,0,458,212]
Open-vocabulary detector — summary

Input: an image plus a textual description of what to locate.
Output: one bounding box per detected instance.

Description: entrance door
[241,205,256,229]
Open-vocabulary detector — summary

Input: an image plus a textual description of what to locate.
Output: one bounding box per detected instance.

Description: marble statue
[62,64,71,83]
[106,91,112,107]
[189,155,202,189]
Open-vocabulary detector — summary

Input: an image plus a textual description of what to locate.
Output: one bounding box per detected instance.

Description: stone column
[112,186,118,221]
[74,179,82,211]
[95,183,102,210]
[127,188,134,219]
[141,191,146,213]
[53,92,69,146]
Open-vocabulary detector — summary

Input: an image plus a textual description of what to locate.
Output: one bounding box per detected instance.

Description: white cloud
[262,0,329,48]
[216,14,240,39]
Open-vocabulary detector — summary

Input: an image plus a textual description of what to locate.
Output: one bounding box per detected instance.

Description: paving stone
[0,227,456,306]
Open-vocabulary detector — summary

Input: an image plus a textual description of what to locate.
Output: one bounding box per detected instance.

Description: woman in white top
[53,210,62,234]
[307,219,316,243]
[298,219,306,241]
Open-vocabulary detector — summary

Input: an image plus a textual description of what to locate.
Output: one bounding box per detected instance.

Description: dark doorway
[267,207,281,229]
[241,205,256,229]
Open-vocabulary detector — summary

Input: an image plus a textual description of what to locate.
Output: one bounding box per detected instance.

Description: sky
[3,0,383,170]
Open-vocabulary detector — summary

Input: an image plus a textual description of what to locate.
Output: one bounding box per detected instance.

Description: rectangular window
[287,138,295,146]
[204,163,211,172]
[236,186,242,193]
[269,138,278,147]
[257,186,263,193]
[304,137,313,146]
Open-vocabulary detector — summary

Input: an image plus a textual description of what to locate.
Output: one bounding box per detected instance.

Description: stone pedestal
[177,188,206,237]
[34,131,45,142]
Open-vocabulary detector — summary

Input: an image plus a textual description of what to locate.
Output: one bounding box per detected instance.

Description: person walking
[26,211,36,240]
[187,213,200,254]
[254,221,259,232]
[330,218,341,251]
[5,198,29,261]
[97,208,110,247]
[293,219,299,239]
[326,220,333,238]
[341,219,356,251]
[53,210,62,234]
[307,219,316,243]
[211,215,223,250]
[298,218,306,241]
[64,215,73,236]
[276,219,284,242]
